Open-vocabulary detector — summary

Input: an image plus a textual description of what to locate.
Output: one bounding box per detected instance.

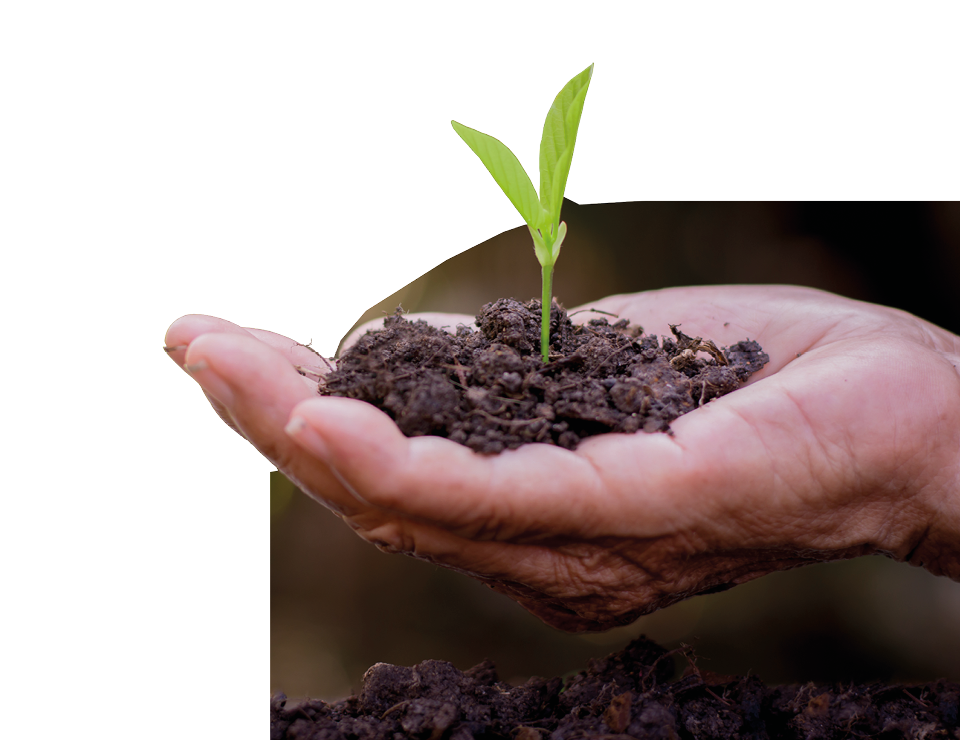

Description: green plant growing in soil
[452,63,593,363]
[323,65,769,454]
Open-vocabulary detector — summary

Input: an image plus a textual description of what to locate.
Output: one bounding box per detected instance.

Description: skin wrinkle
[778,385,849,513]
[399,438,510,539]
[721,404,795,528]
[327,462,369,509]
[877,416,924,550]
[608,540,684,599]
[905,314,960,354]
[700,401,846,550]
[632,430,711,539]
[575,545,882,627]
[816,313,878,347]
[904,426,959,570]
[427,443,491,531]
[479,452,521,542]
[637,431,701,533]
[556,542,644,598]
[872,354,957,553]
[468,499,509,544]
[362,437,453,523]
[284,439,368,517]
[539,570,639,622]
[504,449,605,542]
[364,518,420,558]
[574,446,618,535]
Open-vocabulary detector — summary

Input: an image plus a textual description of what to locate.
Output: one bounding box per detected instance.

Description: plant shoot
[452,64,594,362]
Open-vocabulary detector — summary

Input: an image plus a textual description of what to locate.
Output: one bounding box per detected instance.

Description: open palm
[166,285,960,631]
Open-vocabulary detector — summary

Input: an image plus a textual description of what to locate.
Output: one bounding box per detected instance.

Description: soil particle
[270,637,960,739]
[321,300,769,453]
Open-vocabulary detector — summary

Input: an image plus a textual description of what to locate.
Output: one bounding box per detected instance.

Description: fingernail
[285,415,331,459]
[184,360,235,406]
[284,416,306,434]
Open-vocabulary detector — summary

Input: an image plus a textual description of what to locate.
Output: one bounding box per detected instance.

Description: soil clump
[320,299,768,454]
[271,636,960,739]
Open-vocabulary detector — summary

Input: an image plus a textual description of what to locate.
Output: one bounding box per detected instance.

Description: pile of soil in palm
[320,299,769,454]
[270,636,960,739]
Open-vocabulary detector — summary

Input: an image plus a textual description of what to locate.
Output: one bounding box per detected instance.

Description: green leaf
[538,64,594,227]
[451,120,542,229]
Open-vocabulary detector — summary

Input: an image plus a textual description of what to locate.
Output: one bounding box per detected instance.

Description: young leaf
[538,64,594,225]
[451,120,542,229]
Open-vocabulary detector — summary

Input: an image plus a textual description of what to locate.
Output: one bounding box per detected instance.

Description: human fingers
[166,315,329,389]
[165,315,261,433]
[182,332,368,517]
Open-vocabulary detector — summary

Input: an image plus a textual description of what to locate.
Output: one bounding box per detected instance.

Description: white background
[2,2,958,737]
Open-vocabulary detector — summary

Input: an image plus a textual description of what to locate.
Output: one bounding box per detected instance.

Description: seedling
[452,64,594,362]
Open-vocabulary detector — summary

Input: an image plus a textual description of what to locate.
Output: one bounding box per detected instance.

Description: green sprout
[452,64,594,363]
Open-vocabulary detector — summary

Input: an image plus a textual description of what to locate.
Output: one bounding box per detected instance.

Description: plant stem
[540,262,553,363]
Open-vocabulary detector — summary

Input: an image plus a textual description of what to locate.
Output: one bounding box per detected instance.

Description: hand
[165,286,960,631]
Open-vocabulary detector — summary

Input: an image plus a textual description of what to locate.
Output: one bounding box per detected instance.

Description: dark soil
[271,636,960,739]
[320,299,768,454]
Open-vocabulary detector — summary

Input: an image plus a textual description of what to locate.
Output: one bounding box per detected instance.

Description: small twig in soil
[903,688,933,708]
[294,338,324,358]
[444,378,523,403]
[585,340,634,378]
[668,326,728,367]
[469,409,549,428]
[380,701,410,719]
[567,307,620,319]
[447,358,470,388]
[293,341,335,372]
[387,370,417,382]
[677,640,732,702]
[295,706,316,721]
[294,364,328,379]
[641,645,688,692]
[448,378,522,406]
[704,687,732,706]
[700,339,728,365]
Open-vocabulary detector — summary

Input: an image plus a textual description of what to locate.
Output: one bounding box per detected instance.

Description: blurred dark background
[272,202,960,701]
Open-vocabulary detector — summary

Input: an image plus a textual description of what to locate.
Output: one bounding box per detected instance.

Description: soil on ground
[271,636,960,739]
[320,299,769,454]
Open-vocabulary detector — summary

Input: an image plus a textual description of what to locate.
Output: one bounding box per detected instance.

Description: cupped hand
[165,286,960,631]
